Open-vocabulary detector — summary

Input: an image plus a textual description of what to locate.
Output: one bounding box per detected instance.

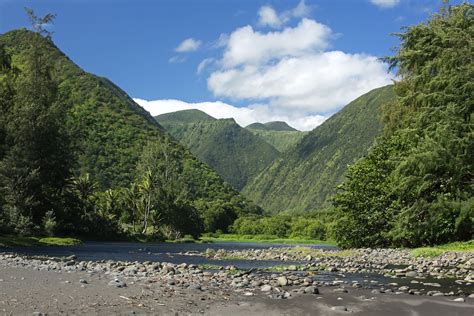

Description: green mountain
[156,110,280,190]
[0,29,260,216]
[247,121,297,132]
[246,123,307,153]
[243,85,396,213]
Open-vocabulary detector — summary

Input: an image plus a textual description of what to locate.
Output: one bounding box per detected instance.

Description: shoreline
[0,253,473,315]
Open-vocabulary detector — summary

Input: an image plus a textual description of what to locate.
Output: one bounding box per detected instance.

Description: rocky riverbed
[201,246,474,284]
[0,247,473,314]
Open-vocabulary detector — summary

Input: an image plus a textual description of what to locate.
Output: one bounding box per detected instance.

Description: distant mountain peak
[264,121,297,131]
[247,121,297,132]
[155,109,215,124]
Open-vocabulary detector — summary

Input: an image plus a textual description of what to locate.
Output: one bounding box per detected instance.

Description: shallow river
[1,241,471,294]
[1,241,335,269]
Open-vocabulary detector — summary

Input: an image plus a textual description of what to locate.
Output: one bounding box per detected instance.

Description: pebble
[261,285,272,292]
[108,279,127,288]
[303,286,319,294]
[333,288,348,293]
[453,298,465,302]
[277,276,288,286]
[331,306,347,311]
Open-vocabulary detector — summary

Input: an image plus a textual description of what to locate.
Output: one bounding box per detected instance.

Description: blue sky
[0,0,460,130]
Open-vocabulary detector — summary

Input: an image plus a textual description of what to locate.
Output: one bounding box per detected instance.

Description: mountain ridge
[243,85,396,213]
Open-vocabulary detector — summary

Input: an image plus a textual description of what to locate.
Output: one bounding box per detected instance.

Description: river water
[0,241,335,269]
[1,241,471,294]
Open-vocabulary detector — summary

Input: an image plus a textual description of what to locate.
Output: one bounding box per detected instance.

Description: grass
[199,233,336,245]
[410,240,474,258]
[0,235,82,247]
[287,246,355,258]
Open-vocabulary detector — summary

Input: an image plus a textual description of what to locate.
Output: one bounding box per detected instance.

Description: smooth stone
[333,288,348,293]
[79,279,88,284]
[261,285,272,292]
[277,276,288,286]
[188,284,202,291]
[304,286,319,294]
[108,279,127,288]
[331,306,347,311]
[453,298,465,302]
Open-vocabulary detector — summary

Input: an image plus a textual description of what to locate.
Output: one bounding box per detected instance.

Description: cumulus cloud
[209,51,391,113]
[258,1,311,28]
[133,98,326,131]
[175,38,202,52]
[370,0,400,9]
[222,19,331,67]
[151,2,394,131]
[258,6,282,28]
[206,18,392,115]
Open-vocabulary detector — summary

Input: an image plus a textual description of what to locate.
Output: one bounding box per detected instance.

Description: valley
[0,2,472,315]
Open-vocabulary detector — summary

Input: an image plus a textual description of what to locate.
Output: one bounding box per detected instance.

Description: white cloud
[168,56,186,63]
[209,51,391,113]
[175,38,202,52]
[258,6,282,28]
[258,1,312,28]
[206,18,392,114]
[197,58,214,74]
[370,0,400,9]
[222,18,331,67]
[133,98,326,131]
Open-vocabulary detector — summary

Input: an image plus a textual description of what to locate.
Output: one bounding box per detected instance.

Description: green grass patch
[199,264,224,270]
[200,233,336,245]
[0,235,82,247]
[410,240,474,258]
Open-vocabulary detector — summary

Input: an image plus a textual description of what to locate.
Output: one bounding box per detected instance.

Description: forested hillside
[333,3,473,248]
[0,27,261,239]
[157,110,280,190]
[243,85,395,213]
[246,122,307,153]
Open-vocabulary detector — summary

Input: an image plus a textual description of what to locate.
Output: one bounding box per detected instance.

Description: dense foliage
[0,22,261,238]
[243,85,395,213]
[230,211,334,240]
[333,3,473,248]
[245,122,307,153]
[157,110,280,190]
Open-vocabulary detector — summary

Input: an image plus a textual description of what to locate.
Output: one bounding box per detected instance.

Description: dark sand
[0,265,473,315]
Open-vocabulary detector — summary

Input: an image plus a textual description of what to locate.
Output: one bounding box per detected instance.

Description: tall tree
[0,9,73,233]
[333,2,473,248]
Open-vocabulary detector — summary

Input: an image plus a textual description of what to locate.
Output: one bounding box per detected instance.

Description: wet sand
[0,265,472,315]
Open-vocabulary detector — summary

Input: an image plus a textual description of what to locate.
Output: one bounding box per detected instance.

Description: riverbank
[0,252,473,315]
[0,235,82,247]
[200,233,335,245]
[202,245,474,286]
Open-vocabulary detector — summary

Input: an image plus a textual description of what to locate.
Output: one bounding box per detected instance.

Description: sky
[0,0,460,130]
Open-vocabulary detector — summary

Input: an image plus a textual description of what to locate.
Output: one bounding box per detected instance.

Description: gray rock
[331,306,348,312]
[453,298,465,302]
[398,286,410,292]
[187,284,202,291]
[406,271,418,277]
[303,286,319,294]
[333,288,348,293]
[251,280,263,287]
[468,294,474,298]
[277,276,288,286]
[79,279,88,284]
[108,279,127,288]
[261,284,272,292]
[423,282,441,287]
